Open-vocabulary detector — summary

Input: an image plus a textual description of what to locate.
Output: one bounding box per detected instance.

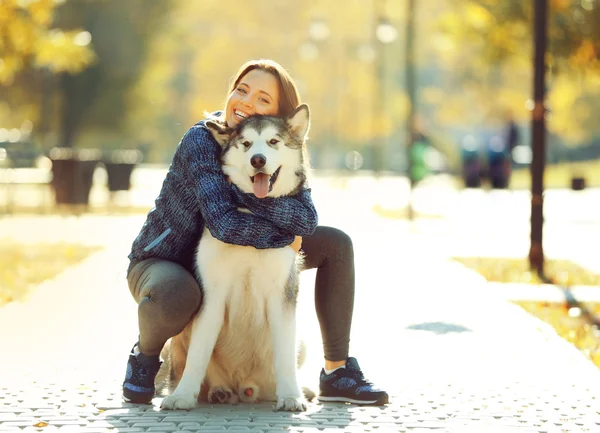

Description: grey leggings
[127,226,355,361]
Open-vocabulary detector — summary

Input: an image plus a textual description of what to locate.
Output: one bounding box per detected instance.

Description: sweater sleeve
[176,124,294,249]
[230,185,318,236]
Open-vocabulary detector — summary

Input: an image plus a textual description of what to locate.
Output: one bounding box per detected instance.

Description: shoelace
[340,367,374,387]
[133,358,159,379]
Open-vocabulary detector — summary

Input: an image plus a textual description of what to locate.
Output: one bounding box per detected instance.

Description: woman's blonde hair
[226,59,301,118]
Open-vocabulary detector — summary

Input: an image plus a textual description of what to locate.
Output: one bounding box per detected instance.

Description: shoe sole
[318,395,388,405]
[122,392,154,405]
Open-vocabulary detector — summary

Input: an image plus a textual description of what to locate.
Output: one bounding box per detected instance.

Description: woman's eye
[259,97,269,103]
[237,87,247,94]
[269,138,279,145]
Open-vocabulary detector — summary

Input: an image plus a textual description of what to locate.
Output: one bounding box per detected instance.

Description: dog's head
[206,104,310,198]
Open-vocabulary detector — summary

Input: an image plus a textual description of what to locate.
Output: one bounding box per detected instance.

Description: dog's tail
[302,386,316,402]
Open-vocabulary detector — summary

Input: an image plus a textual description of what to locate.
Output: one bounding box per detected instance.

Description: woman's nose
[241,96,253,108]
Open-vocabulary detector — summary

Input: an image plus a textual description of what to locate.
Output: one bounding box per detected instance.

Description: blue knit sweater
[128,117,319,274]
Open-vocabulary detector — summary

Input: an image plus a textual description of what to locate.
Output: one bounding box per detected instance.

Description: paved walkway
[1,205,600,431]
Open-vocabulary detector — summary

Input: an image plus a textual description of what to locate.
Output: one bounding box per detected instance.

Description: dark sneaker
[122,344,162,404]
[319,357,389,405]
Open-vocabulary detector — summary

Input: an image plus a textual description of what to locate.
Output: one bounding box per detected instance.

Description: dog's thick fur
[160,105,311,411]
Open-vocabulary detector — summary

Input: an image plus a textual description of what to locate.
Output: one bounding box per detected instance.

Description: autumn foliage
[0,0,95,85]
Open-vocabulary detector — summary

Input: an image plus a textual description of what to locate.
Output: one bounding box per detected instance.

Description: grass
[509,159,600,190]
[0,241,102,306]
[453,257,600,286]
[517,301,600,367]
[455,256,600,369]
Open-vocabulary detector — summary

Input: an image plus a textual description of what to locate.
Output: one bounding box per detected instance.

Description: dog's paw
[276,396,307,412]
[208,386,238,404]
[160,392,198,410]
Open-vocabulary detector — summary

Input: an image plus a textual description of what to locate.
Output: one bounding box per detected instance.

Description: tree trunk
[529,0,548,276]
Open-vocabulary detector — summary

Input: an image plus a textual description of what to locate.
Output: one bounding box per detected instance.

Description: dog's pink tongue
[253,173,270,198]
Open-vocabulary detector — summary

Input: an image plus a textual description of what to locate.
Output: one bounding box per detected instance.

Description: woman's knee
[323,226,354,259]
[131,260,202,322]
[143,275,202,321]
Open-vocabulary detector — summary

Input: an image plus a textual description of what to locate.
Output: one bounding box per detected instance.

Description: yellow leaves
[35,29,96,74]
[0,0,95,85]
[517,301,600,370]
[550,0,571,12]
[547,73,600,143]
[453,257,600,286]
[26,0,55,27]
[464,2,494,30]
[32,421,49,428]
[569,40,599,70]
[4,14,39,55]
[0,55,24,85]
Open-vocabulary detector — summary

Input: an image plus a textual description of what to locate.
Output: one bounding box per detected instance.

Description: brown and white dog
[160,105,311,411]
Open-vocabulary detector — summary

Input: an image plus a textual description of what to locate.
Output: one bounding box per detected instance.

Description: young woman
[123,59,388,406]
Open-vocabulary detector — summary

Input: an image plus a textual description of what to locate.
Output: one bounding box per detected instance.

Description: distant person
[504,110,520,161]
[409,117,432,184]
[122,59,389,406]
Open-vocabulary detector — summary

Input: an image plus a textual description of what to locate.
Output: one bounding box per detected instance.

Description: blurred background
[1,0,600,370]
[1,0,598,179]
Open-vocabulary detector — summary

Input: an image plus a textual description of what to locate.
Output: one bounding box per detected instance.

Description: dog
[160,104,311,412]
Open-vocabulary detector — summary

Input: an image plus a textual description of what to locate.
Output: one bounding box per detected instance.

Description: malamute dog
[160,104,311,412]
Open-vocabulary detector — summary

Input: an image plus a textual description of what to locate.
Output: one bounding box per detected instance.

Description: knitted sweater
[128,117,319,274]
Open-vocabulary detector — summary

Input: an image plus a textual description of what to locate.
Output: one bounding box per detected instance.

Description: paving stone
[103,429,146,433]
[58,429,111,433]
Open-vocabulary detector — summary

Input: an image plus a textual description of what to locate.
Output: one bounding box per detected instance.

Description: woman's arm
[230,185,318,236]
[176,124,295,248]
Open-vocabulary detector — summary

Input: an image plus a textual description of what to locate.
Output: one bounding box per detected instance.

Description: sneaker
[318,357,389,405]
[122,344,162,404]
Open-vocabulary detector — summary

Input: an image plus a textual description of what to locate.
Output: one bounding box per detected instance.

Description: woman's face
[225,69,280,127]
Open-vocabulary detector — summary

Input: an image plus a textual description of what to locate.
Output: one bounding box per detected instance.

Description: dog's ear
[206,120,232,147]
[287,104,310,142]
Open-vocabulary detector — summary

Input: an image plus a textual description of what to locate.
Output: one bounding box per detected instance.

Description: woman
[123,59,388,406]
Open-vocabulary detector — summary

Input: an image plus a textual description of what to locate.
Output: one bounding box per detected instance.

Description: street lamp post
[373,2,397,173]
[405,0,416,220]
[529,0,548,276]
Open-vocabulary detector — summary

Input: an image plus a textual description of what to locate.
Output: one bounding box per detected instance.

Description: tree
[49,0,170,148]
[434,0,600,145]
[0,0,95,86]
[0,0,96,141]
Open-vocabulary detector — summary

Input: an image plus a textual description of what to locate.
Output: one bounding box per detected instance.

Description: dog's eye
[242,141,251,148]
[269,139,279,145]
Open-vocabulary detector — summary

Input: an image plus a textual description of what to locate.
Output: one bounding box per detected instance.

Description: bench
[0,167,53,214]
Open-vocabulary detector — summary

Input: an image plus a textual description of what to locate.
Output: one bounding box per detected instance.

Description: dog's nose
[251,154,266,169]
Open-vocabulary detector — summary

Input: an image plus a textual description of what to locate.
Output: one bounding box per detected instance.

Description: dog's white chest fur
[197,227,296,328]
[194,226,298,399]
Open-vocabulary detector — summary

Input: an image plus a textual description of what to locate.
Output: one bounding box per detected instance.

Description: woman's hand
[289,235,302,253]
